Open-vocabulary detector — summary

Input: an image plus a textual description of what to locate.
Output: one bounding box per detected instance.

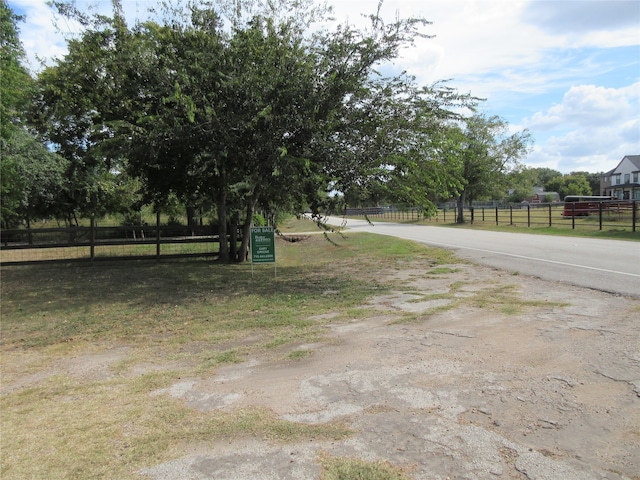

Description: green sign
[250,226,275,264]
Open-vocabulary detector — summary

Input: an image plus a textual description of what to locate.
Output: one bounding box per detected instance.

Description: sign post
[250,226,276,277]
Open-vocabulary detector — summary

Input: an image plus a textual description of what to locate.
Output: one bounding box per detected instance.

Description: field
[2,218,639,479]
[0,225,449,479]
[351,204,639,239]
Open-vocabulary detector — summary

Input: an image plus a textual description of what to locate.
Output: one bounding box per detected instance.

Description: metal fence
[343,206,425,221]
[345,201,639,232]
[464,201,636,231]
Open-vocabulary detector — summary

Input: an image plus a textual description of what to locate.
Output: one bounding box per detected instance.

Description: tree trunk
[230,211,239,261]
[236,196,257,263]
[186,205,197,234]
[456,191,466,224]
[217,168,229,263]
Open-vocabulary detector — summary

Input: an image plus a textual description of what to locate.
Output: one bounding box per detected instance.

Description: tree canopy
[442,114,533,223]
[1,0,71,228]
[0,0,32,140]
[31,0,481,259]
[4,0,538,259]
[545,173,592,200]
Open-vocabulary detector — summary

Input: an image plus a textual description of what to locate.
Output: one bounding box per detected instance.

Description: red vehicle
[562,195,616,217]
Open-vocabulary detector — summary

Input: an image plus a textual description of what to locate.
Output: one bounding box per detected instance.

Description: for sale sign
[250,226,275,264]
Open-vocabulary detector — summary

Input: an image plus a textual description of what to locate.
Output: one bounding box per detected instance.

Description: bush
[252,213,266,226]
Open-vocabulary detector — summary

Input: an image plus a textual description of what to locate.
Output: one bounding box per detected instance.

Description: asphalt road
[324,216,640,298]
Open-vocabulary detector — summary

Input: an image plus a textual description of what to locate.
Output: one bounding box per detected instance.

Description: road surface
[323,216,640,298]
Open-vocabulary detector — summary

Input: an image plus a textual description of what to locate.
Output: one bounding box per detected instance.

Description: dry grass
[1,376,352,479]
[319,454,413,480]
[2,228,557,479]
[1,232,453,479]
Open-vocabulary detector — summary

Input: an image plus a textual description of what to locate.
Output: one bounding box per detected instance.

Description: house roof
[626,155,640,170]
[608,154,640,174]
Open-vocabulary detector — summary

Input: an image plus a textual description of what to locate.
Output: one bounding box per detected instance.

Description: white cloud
[525,82,640,130]
[526,120,640,173]
[10,1,67,71]
[522,0,640,36]
[524,82,640,173]
[402,1,542,85]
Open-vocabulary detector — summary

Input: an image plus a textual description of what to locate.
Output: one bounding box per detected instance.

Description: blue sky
[9,0,640,174]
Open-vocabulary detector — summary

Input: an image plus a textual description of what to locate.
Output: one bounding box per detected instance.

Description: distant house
[600,155,640,200]
[523,187,560,204]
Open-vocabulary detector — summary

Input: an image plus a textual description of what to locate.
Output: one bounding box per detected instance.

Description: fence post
[571,203,575,229]
[482,208,485,222]
[470,207,474,224]
[495,207,499,226]
[633,201,637,233]
[90,217,95,261]
[509,206,513,225]
[599,202,603,231]
[548,204,552,227]
[156,211,161,261]
[527,205,530,227]
[26,219,33,246]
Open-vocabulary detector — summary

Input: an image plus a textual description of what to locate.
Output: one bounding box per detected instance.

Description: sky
[8,0,640,175]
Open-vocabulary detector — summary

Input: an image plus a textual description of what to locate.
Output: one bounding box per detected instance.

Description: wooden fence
[0,213,243,264]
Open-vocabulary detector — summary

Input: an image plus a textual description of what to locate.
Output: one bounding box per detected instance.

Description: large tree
[528,167,562,187]
[31,2,138,225]
[0,0,32,140]
[1,0,71,228]
[447,114,532,223]
[545,173,591,200]
[566,171,601,196]
[35,0,476,260]
[1,128,69,228]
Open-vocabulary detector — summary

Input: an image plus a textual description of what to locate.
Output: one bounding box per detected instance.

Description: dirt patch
[137,264,640,480]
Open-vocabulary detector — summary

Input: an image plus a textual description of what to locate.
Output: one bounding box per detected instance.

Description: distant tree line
[2,0,546,261]
[506,167,601,203]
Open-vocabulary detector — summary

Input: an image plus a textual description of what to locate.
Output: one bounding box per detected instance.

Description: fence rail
[0,214,243,264]
[3,201,637,264]
[345,201,638,232]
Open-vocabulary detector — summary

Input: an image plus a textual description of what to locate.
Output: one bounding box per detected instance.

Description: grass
[320,455,412,480]
[1,382,352,479]
[277,215,324,233]
[348,206,640,241]
[392,281,568,325]
[0,228,570,479]
[426,267,460,275]
[287,349,312,360]
[1,231,455,479]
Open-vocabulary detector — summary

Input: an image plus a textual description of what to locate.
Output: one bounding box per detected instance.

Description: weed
[320,454,412,480]
[287,349,312,360]
[426,267,460,275]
